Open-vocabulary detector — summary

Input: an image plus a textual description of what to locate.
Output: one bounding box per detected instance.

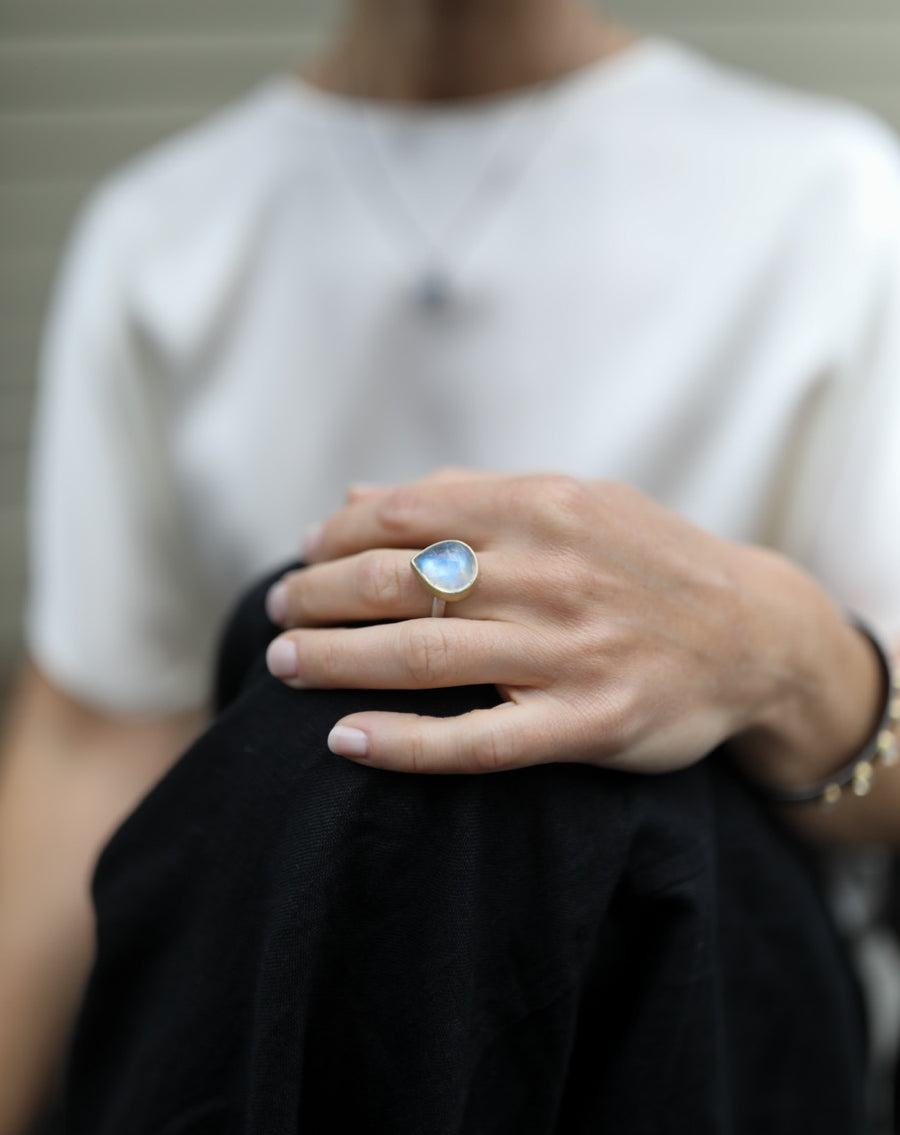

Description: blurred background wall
[2,0,900,699]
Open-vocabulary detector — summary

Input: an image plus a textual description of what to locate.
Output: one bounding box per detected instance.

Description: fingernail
[328,725,370,760]
[265,581,288,625]
[348,482,382,498]
[301,522,324,562]
[266,637,299,679]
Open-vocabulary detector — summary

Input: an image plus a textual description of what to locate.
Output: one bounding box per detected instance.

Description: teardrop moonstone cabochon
[411,540,479,601]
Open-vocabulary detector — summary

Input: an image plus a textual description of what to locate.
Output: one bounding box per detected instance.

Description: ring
[410,540,479,618]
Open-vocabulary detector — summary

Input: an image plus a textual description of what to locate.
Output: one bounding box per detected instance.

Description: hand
[263,471,796,774]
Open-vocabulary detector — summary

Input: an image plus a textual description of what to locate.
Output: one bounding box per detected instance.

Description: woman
[4,0,900,1128]
[64,564,867,1133]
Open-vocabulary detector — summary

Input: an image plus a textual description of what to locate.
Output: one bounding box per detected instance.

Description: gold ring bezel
[410,540,479,603]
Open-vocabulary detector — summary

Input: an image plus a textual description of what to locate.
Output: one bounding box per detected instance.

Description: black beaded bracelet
[768,619,900,808]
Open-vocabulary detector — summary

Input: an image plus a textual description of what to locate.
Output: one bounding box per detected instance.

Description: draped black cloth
[64,568,866,1134]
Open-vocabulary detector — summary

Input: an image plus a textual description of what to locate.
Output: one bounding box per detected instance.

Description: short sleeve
[798,133,900,646]
[26,183,214,714]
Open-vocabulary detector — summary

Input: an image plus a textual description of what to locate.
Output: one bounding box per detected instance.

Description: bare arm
[0,663,204,1134]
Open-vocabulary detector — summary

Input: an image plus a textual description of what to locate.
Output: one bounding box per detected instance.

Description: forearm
[723,543,899,845]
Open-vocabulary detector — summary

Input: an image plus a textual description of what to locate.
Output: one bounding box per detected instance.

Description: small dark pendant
[414,270,452,312]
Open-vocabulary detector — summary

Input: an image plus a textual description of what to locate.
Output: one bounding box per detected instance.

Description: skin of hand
[264,471,884,789]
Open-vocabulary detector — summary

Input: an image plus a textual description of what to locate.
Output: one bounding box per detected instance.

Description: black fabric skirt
[64,567,866,1134]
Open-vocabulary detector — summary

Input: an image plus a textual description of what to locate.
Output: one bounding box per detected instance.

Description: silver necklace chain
[346,72,576,314]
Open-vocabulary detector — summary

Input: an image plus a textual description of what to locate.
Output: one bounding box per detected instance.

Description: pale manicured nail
[265,581,288,625]
[266,637,299,679]
[328,725,370,760]
[301,522,324,561]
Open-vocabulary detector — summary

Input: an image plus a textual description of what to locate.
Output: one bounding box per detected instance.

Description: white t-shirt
[26,38,900,713]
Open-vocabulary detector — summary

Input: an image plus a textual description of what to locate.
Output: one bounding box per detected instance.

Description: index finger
[308,473,528,563]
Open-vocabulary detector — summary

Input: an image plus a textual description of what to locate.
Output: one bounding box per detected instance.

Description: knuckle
[312,635,344,686]
[359,554,403,610]
[406,728,427,774]
[503,476,537,518]
[538,474,588,524]
[509,474,589,537]
[473,725,517,773]
[376,485,426,537]
[405,622,453,685]
[596,479,648,525]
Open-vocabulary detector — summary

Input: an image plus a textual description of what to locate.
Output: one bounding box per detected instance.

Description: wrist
[722,546,885,794]
[767,620,899,805]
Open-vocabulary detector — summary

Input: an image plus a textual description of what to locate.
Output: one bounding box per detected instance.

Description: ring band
[410,540,479,618]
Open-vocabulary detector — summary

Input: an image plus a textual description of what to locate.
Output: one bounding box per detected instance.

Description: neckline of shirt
[267,36,679,128]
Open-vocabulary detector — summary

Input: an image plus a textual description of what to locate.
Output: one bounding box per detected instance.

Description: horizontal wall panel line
[0,32,320,50]
[0,0,897,32]
[0,106,222,124]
